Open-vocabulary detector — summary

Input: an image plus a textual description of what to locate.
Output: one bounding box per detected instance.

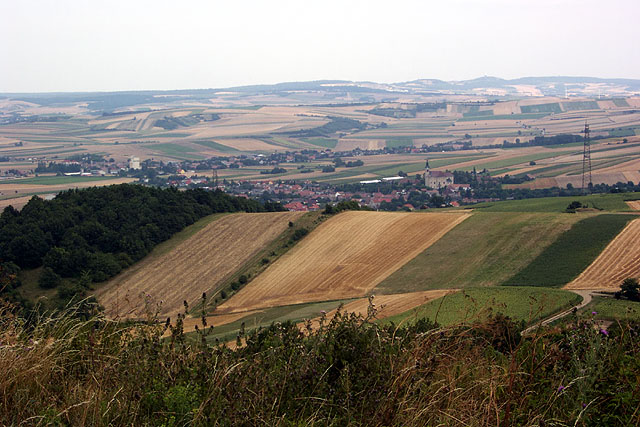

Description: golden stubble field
[216,211,469,314]
[96,212,304,318]
[565,218,640,290]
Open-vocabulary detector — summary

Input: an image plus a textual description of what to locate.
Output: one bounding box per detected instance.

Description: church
[424,160,454,188]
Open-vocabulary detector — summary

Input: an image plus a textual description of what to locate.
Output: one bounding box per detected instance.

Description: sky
[1,0,639,92]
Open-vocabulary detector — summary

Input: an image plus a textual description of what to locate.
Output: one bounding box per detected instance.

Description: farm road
[522,289,607,335]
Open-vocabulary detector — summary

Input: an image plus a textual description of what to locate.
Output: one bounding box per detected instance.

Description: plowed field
[566,218,640,289]
[217,211,469,313]
[96,212,303,318]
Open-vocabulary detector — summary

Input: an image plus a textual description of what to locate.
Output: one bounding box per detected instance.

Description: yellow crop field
[96,212,304,318]
[217,211,469,313]
[566,218,640,289]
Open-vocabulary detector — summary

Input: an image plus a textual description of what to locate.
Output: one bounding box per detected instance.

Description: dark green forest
[0,184,283,306]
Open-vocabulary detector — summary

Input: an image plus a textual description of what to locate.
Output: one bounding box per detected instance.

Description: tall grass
[0,297,638,425]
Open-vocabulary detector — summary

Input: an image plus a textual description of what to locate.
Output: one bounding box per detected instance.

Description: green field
[4,175,123,185]
[458,151,575,171]
[503,214,636,287]
[458,113,548,122]
[149,143,205,159]
[471,192,640,212]
[383,287,581,327]
[580,297,640,321]
[376,212,582,294]
[191,140,241,153]
[521,103,562,114]
[561,101,599,111]
[386,138,414,148]
[301,137,339,149]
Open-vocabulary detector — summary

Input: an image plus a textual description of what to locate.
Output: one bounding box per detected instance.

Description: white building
[129,157,141,170]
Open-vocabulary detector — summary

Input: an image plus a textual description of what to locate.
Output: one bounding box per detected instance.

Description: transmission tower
[581,122,592,194]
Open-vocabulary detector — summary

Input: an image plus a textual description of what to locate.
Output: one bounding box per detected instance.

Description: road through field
[96,212,303,318]
[217,211,469,313]
[565,218,640,289]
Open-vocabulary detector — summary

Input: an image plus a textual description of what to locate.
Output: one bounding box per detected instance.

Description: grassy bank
[382,287,581,327]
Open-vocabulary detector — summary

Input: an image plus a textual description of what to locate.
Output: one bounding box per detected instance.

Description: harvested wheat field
[217,211,469,314]
[96,212,303,318]
[626,200,640,211]
[566,218,640,290]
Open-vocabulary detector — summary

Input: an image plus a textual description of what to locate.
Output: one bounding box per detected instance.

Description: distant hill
[2,76,639,111]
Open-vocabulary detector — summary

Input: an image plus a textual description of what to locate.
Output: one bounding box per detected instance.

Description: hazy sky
[1,0,638,92]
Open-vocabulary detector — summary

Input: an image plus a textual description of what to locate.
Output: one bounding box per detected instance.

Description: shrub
[38,267,62,289]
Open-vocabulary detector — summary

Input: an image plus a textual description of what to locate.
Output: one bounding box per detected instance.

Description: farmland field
[96,211,304,317]
[376,212,582,293]
[470,192,640,212]
[565,218,640,289]
[216,211,469,313]
[503,214,637,287]
[382,287,582,327]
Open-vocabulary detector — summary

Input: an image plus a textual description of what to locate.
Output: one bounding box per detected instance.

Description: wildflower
[600,329,609,336]
[582,403,587,408]
[591,311,597,315]
[557,385,565,393]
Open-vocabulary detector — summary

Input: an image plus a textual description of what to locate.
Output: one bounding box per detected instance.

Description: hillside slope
[216,211,468,313]
[96,211,303,317]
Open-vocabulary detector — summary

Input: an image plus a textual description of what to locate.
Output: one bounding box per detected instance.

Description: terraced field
[565,218,640,289]
[217,211,469,313]
[96,212,304,318]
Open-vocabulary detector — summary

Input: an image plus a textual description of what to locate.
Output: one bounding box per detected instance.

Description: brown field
[0,194,55,211]
[565,218,640,290]
[216,211,469,314]
[626,200,640,211]
[96,212,304,318]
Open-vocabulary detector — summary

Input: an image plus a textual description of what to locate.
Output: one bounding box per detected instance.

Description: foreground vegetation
[1,297,638,426]
[503,214,636,287]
